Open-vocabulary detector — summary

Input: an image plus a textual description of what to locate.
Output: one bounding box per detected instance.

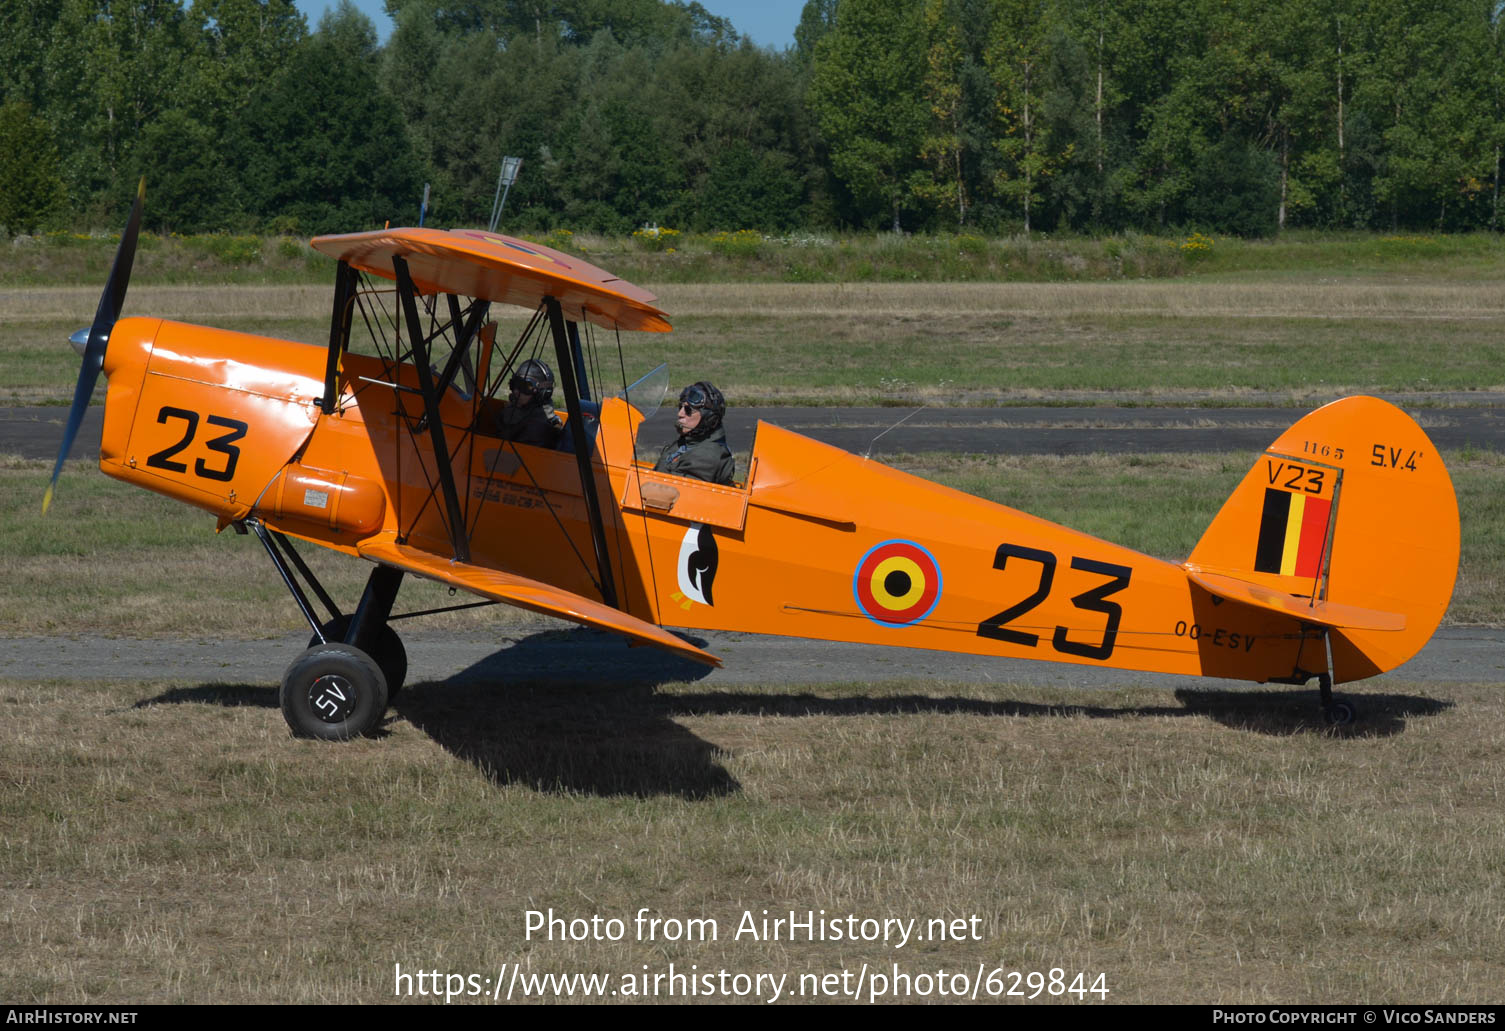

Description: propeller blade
[96,176,145,329]
[44,178,145,514]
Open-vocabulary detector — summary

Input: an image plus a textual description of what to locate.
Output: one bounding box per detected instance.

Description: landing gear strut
[247,519,406,739]
[308,616,407,698]
[281,565,405,738]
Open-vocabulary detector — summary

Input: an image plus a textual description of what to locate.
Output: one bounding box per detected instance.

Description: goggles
[509,376,537,394]
[678,385,709,409]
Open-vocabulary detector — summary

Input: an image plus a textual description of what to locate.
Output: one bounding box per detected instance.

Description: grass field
[4,278,1505,405]
[6,226,1505,287]
[2,245,1502,1005]
[3,673,1503,1003]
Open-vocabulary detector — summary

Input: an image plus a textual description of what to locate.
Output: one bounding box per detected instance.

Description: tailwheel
[281,644,389,740]
[1313,672,1358,727]
[1323,699,1358,727]
[309,616,408,698]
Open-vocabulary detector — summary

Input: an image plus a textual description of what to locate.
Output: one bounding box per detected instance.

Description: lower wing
[358,535,721,668]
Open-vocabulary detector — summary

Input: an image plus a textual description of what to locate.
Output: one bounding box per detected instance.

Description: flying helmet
[678,381,726,437]
[510,358,555,404]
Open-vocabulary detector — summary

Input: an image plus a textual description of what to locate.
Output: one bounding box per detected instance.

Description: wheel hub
[308,673,357,723]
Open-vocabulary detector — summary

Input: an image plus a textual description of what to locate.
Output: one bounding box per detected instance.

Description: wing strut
[545,296,618,609]
[394,256,471,563]
[434,293,488,396]
[321,260,358,414]
[567,320,590,401]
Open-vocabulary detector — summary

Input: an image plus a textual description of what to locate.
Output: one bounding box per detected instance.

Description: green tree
[793,0,837,66]
[0,100,68,235]
[654,39,813,229]
[1114,0,1230,229]
[984,0,1073,232]
[696,140,802,228]
[1049,0,1122,228]
[43,0,194,211]
[1489,0,1504,229]
[1185,135,1281,236]
[184,0,308,124]
[235,7,422,233]
[1358,0,1494,228]
[566,0,736,47]
[1259,0,1360,229]
[135,108,242,231]
[389,0,736,47]
[548,35,685,229]
[916,0,970,226]
[383,0,448,186]
[807,0,929,230]
[0,0,64,109]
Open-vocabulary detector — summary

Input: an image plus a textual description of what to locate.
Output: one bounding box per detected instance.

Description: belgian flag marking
[1254,488,1332,577]
[853,540,943,627]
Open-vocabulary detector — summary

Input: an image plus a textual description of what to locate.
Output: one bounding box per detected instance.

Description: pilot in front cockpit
[495,358,563,448]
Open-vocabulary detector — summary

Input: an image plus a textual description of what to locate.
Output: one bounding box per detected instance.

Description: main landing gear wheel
[281,644,389,740]
[308,616,407,698]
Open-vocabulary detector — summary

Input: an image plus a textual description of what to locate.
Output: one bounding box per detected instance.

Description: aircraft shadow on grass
[136,627,1453,797]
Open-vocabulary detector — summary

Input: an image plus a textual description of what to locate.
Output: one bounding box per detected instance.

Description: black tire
[281,644,389,741]
[1324,699,1358,726]
[309,616,407,698]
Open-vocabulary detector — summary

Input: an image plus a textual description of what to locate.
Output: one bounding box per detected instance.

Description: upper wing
[310,227,671,332]
[357,535,719,668]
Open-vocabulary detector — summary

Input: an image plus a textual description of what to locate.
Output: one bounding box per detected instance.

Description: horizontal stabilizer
[358,536,720,667]
[1189,570,1406,632]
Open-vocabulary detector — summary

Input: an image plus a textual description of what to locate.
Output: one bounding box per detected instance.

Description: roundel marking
[853,540,942,627]
[453,230,573,270]
[502,239,572,269]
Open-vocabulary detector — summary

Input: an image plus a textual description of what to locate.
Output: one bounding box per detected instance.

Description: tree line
[0,0,1500,238]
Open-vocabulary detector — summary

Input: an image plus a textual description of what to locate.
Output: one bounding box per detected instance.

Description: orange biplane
[47,185,1459,737]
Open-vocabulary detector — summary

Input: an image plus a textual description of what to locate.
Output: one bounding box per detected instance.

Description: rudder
[1187,397,1458,683]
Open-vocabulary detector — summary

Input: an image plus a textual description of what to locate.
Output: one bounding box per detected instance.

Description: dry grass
[0,285,332,322]
[5,279,1502,323]
[653,279,1505,319]
[2,674,1502,1003]
[7,280,1503,405]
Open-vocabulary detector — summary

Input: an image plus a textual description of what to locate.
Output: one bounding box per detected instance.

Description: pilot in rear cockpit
[654,381,735,485]
[495,358,563,448]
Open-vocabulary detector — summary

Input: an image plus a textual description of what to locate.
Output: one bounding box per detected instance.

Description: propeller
[44,178,145,514]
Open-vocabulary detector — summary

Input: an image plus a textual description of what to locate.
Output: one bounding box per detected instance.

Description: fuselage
[96,315,1334,686]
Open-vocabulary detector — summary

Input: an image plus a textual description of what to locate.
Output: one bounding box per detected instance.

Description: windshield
[621,362,670,423]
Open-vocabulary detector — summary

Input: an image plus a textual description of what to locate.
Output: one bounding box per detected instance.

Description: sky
[291,0,807,49]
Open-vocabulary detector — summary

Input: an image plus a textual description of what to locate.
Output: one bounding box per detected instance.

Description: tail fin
[1187,397,1458,683]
